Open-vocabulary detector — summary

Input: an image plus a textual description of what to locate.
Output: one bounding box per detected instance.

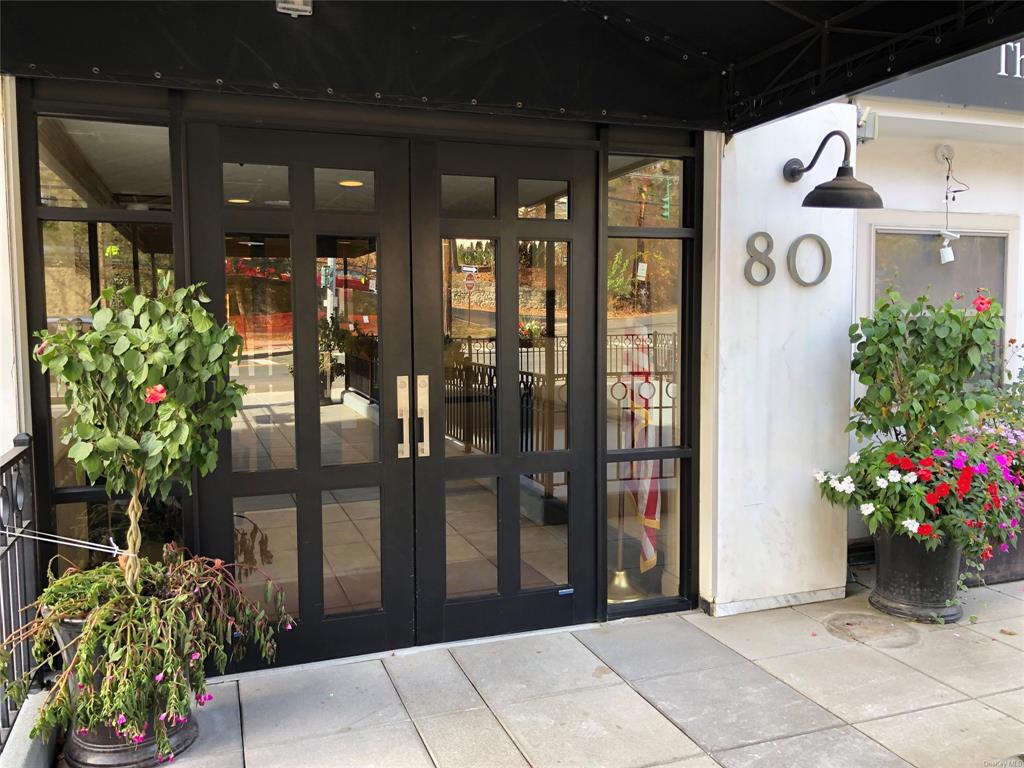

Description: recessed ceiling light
[265,199,290,206]
[338,180,364,188]
[226,198,251,204]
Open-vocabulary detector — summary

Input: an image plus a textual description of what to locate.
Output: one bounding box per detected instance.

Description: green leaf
[112,336,131,356]
[96,435,118,452]
[67,441,93,461]
[208,343,224,362]
[93,308,113,331]
[123,349,143,371]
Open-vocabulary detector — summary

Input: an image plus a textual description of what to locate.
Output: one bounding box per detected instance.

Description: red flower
[885,453,899,466]
[981,545,994,561]
[144,384,167,404]
[919,457,934,468]
[917,469,933,482]
[956,467,973,498]
[973,294,992,313]
[925,492,940,506]
[899,457,915,471]
[918,524,933,536]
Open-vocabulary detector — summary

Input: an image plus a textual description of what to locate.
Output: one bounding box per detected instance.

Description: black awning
[2,1,1022,132]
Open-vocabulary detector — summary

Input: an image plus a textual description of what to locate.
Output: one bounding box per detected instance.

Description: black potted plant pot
[869,527,963,623]
[54,618,198,768]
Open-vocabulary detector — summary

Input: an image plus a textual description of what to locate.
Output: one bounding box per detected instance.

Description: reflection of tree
[233,513,273,580]
[607,246,675,315]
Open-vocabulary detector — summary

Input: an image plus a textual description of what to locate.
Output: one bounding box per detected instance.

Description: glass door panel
[412,141,597,644]
[192,126,414,666]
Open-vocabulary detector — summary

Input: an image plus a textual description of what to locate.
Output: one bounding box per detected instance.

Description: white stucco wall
[700,103,857,614]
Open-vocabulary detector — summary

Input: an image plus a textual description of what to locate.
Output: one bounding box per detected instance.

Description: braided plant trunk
[122,472,145,591]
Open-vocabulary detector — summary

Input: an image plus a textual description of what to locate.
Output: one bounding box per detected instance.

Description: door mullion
[497,171,520,597]
[291,161,323,623]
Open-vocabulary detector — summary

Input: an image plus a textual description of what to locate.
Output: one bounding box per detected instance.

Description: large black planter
[54,618,198,768]
[869,528,963,624]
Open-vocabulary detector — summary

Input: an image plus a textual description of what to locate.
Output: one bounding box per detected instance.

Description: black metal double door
[190,126,596,665]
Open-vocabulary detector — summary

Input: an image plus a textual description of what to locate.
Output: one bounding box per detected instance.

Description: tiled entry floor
[168,577,1024,768]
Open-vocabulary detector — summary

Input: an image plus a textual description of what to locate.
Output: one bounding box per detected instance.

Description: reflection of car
[47,315,93,331]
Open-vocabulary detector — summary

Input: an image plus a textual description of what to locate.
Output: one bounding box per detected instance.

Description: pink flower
[285,622,293,631]
[34,340,49,357]
[77,727,89,735]
[116,714,127,726]
[953,291,963,300]
[1000,543,1011,553]
[159,712,167,722]
[973,294,993,312]
[154,672,164,683]
[190,652,201,661]
[144,384,167,404]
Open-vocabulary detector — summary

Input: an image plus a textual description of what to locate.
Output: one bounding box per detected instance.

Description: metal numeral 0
[786,233,832,287]
[743,232,776,286]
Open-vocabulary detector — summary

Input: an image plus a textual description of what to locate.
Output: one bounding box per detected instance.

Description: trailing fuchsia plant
[0,277,294,761]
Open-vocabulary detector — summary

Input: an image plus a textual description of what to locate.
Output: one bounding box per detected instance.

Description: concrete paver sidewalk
[171,576,1024,768]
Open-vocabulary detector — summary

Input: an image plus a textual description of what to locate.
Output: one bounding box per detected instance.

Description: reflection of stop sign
[465,273,476,292]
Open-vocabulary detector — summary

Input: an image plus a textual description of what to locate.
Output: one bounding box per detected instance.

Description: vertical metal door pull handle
[416,374,430,457]
[397,375,410,459]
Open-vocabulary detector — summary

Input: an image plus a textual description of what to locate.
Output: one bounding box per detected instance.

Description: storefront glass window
[442,238,498,456]
[608,156,682,228]
[606,459,681,603]
[234,495,299,618]
[518,179,569,220]
[606,238,682,450]
[317,236,380,465]
[223,163,290,208]
[445,477,499,599]
[322,488,382,615]
[441,175,496,218]
[520,473,569,590]
[43,221,174,486]
[519,240,569,451]
[874,232,1006,307]
[314,168,375,212]
[225,234,296,471]
[37,118,171,211]
[53,497,183,576]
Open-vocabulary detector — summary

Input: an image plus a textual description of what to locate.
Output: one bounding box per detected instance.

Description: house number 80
[744,232,832,287]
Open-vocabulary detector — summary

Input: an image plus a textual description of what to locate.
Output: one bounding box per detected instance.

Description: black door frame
[187,126,416,665]
[17,79,702,667]
[411,140,598,644]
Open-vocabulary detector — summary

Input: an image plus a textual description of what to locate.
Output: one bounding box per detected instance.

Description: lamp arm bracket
[783,130,852,182]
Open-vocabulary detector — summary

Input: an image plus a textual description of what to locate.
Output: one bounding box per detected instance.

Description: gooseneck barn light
[782,130,883,209]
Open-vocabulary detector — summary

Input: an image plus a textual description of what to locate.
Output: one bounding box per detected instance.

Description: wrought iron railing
[0,434,38,751]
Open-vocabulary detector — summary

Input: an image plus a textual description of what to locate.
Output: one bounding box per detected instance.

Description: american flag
[626,330,661,573]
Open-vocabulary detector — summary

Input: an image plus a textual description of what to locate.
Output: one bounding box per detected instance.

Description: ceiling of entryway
[2,1,1022,133]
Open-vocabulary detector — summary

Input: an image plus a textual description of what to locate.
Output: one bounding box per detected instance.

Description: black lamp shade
[803,165,883,209]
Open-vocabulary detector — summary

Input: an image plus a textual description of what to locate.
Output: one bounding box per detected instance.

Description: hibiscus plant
[0,277,293,761]
[816,289,1021,564]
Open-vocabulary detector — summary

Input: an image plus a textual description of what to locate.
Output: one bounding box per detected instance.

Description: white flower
[860,503,875,516]
[901,519,920,533]
[875,477,889,489]
[887,470,901,482]
[903,472,918,484]
[813,470,827,483]
[849,452,860,464]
